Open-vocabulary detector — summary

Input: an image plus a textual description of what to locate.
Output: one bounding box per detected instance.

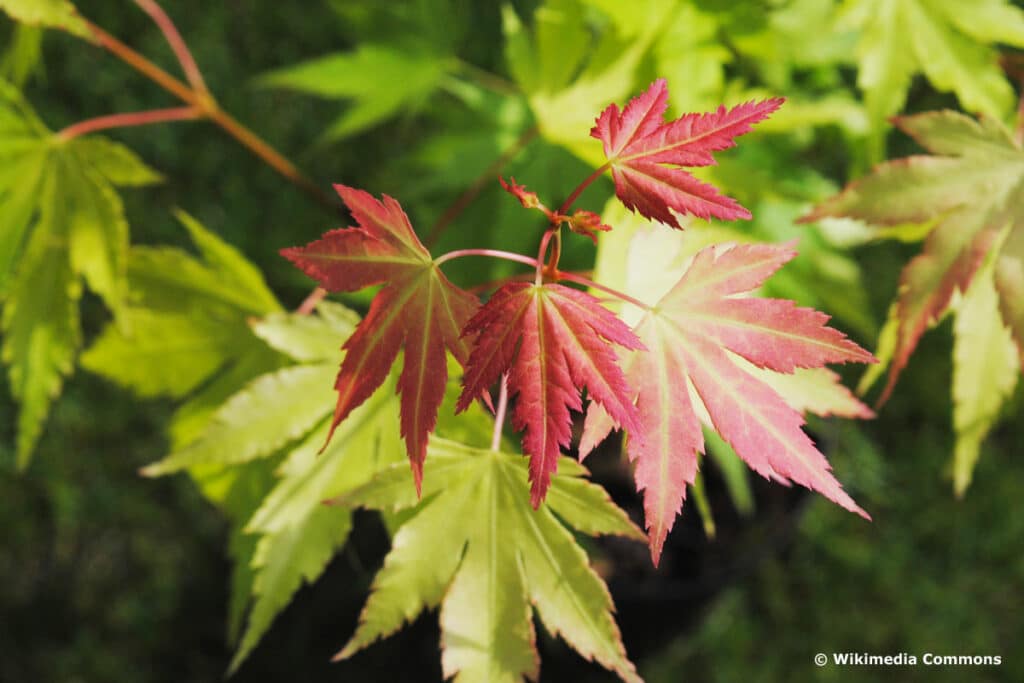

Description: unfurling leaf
[457,282,643,505]
[334,438,644,683]
[282,185,479,491]
[499,176,544,211]
[581,242,875,564]
[592,78,783,228]
[567,209,611,243]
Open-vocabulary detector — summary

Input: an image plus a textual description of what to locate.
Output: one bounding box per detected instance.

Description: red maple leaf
[581,242,875,564]
[592,79,783,228]
[281,185,479,491]
[456,282,644,505]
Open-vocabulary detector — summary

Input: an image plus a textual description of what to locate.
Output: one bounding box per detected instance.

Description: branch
[132,0,208,95]
[77,17,338,213]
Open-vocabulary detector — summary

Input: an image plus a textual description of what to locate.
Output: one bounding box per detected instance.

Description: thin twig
[78,17,338,213]
[424,126,539,248]
[132,0,208,95]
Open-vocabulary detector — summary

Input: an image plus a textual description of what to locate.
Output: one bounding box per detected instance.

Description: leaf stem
[435,249,650,309]
[558,271,651,311]
[425,126,539,247]
[558,162,610,215]
[77,17,337,213]
[56,106,201,140]
[132,0,208,95]
[545,228,562,277]
[535,230,556,286]
[491,374,509,452]
[433,248,538,269]
[296,287,328,315]
[466,268,592,295]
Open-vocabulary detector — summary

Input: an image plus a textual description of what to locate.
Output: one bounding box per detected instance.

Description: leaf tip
[332,641,359,662]
[138,463,164,478]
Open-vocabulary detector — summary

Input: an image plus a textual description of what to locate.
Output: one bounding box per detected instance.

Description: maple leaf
[591,78,783,228]
[333,437,644,683]
[0,80,160,467]
[806,109,1024,491]
[841,0,1024,124]
[0,0,90,39]
[259,43,452,141]
[136,301,405,671]
[457,282,643,505]
[581,242,875,564]
[804,111,1024,401]
[282,185,479,491]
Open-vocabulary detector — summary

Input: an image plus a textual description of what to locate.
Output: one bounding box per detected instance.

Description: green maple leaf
[81,210,283,438]
[502,0,671,165]
[259,44,453,142]
[227,378,404,672]
[0,80,159,466]
[951,259,1019,495]
[335,437,645,683]
[842,0,1024,124]
[0,0,90,39]
[807,109,1024,492]
[132,297,407,672]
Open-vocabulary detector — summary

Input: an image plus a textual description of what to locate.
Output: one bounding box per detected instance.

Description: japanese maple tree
[283,80,875,569]
[0,0,898,678]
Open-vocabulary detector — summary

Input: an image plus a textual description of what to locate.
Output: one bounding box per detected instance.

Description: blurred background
[1,1,1022,681]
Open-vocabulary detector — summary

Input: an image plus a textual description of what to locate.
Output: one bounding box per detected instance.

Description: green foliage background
[1,1,1022,682]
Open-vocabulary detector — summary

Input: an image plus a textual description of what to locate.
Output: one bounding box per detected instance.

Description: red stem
[435,249,650,310]
[133,0,208,95]
[557,271,650,311]
[434,248,538,269]
[558,162,610,215]
[56,106,200,140]
[534,230,556,285]
[466,269,593,295]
